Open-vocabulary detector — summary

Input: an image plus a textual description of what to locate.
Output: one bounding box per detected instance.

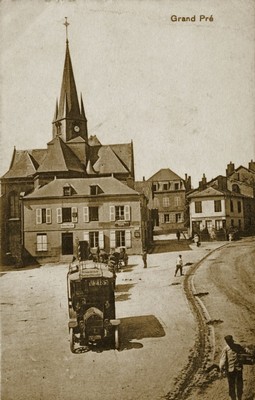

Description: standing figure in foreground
[219,335,247,400]
[142,250,147,268]
[174,254,183,276]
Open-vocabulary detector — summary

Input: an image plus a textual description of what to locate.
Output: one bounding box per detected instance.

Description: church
[0,23,148,265]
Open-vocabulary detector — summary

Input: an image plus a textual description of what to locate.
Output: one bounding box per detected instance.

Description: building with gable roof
[135,168,192,235]
[22,177,147,263]
[0,29,135,264]
[188,161,255,240]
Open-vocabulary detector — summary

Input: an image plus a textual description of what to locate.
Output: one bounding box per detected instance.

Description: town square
[1,2,255,400]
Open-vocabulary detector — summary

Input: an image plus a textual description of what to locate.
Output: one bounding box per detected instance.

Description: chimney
[226,161,235,177]
[184,174,191,191]
[143,176,145,181]
[248,160,255,172]
[217,176,227,190]
[126,175,134,189]
[198,173,207,190]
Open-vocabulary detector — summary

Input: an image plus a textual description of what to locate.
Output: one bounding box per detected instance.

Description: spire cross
[63,17,70,43]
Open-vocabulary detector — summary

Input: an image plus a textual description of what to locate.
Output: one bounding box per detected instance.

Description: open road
[1,238,254,400]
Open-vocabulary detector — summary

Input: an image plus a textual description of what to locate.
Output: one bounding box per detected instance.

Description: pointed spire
[80,94,87,121]
[58,40,80,120]
[53,98,58,121]
[52,19,88,143]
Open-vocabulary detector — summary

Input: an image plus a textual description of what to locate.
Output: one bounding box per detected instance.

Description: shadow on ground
[115,283,135,301]
[148,240,192,254]
[119,314,165,351]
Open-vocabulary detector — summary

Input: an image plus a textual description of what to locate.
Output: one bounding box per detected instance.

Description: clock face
[74,125,80,133]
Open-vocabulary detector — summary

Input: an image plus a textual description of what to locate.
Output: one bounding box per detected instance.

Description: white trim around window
[36,233,48,251]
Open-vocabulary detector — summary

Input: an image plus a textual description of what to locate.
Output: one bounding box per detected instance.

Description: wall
[23,194,144,263]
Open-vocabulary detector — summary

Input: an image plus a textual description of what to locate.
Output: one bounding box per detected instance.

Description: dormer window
[90,185,103,195]
[63,184,72,196]
[232,184,240,193]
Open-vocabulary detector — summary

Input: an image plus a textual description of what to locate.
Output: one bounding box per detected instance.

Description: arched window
[9,191,20,218]
[232,184,240,193]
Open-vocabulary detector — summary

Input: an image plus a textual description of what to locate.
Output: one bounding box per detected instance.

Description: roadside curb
[165,242,228,400]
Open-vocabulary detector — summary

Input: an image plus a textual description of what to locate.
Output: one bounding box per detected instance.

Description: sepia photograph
[1,1,255,399]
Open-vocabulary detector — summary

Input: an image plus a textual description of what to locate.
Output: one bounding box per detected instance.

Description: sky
[0,0,255,187]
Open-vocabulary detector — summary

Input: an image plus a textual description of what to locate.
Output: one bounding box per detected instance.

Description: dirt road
[1,239,254,400]
[175,237,255,400]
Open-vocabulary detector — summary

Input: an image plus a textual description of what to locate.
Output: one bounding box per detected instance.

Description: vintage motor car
[67,260,120,352]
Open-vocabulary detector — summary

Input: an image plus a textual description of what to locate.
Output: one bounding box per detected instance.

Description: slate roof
[188,186,245,199]
[89,143,132,175]
[2,149,47,179]
[57,42,82,121]
[2,139,133,180]
[134,181,152,199]
[148,168,183,182]
[24,176,139,198]
[93,146,129,174]
[36,136,84,173]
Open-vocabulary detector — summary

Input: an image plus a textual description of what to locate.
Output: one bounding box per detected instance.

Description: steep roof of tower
[37,136,84,173]
[57,42,81,120]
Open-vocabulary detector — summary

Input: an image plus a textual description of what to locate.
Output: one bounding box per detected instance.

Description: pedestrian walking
[142,250,147,268]
[219,335,248,400]
[176,230,180,241]
[174,254,183,276]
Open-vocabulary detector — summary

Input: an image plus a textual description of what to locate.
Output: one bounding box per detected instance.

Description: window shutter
[110,231,116,249]
[160,214,164,223]
[83,232,89,243]
[72,206,78,223]
[36,209,42,224]
[125,230,131,248]
[43,234,48,250]
[46,208,52,224]
[99,231,104,249]
[57,208,62,224]
[83,207,89,223]
[124,205,130,221]
[109,206,115,221]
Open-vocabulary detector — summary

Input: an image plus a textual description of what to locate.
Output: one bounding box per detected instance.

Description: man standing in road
[142,250,147,268]
[219,335,246,400]
[174,254,183,276]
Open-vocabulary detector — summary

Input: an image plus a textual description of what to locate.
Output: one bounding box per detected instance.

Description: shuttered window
[99,231,104,249]
[83,207,89,223]
[125,230,131,248]
[124,205,130,221]
[110,206,115,221]
[72,207,78,223]
[36,209,42,224]
[46,208,52,224]
[110,231,116,248]
[57,208,62,223]
[36,208,51,224]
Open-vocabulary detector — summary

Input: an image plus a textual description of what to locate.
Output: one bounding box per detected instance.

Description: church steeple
[52,19,88,142]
